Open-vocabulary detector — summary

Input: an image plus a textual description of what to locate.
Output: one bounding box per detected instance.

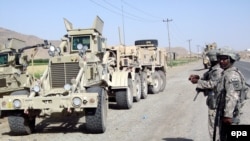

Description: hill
[0,27,60,59]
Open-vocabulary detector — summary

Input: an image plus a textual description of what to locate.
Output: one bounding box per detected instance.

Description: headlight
[33,85,40,92]
[56,47,61,54]
[82,45,88,52]
[48,50,54,57]
[13,99,21,109]
[77,43,83,50]
[49,45,56,52]
[72,97,82,107]
[64,84,71,91]
[77,44,88,57]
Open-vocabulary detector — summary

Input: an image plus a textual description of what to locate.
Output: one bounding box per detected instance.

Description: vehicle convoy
[0,16,108,135]
[103,39,167,109]
[202,42,217,69]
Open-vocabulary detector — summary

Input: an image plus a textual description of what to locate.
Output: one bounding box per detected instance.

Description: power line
[103,0,149,22]
[122,0,162,20]
[90,0,160,22]
[171,22,189,45]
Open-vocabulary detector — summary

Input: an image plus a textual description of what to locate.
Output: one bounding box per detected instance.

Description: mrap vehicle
[103,39,167,109]
[0,16,108,135]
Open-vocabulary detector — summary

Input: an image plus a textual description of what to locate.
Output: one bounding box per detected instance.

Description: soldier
[215,48,247,141]
[189,49,223,141]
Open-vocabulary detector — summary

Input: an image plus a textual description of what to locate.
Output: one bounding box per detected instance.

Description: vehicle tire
[158,70,166,92]
[204,64,208,69]
[140,72,148,99]
[85,86,108,133]
[115,78,133,109]
[134,39,158,47]
[148,71,162,94]
[7,90,35,135]
[8,113,36,135]
[133,73,142,102]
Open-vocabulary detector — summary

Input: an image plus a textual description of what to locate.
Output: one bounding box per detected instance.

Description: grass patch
[168,58,199,67]
[27,65,47,79]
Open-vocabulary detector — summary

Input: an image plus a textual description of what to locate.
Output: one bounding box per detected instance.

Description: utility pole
[121,0,125,45]
[188,39,192,60]
[163,19,173,66]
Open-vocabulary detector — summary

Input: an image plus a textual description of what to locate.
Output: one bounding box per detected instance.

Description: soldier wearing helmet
[215,48,247,141]
[188,49,223,141]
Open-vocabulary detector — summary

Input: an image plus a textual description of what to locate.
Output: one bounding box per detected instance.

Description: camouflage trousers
[208,108,219,141]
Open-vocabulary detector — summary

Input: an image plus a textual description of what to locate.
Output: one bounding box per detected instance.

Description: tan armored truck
[103,39,167,109]
[202,42,217,69]
[0,38,48,119]
[0,38,48,97]
[0,16,108,135]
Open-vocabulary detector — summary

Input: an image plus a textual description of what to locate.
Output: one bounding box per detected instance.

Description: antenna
[121,0,126,45]
[118,27,123,45]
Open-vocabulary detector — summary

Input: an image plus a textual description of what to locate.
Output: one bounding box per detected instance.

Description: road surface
[0,60,249,141]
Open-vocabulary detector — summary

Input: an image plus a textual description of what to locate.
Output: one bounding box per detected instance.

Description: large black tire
[134,39,158,47]
[7,90,35,135]
[158,70,166,92]
[148,71,162,94]
[140,72,148,99]
[115,78,133,109]
[85,86,108,133]
[8,113,36,135]
[133,73,142,102]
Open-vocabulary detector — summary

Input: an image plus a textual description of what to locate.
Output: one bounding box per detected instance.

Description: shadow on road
[162,138,193,141]
[2,115,86,136]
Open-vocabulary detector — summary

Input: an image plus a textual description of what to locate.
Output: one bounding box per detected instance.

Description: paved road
[235,61,250,85]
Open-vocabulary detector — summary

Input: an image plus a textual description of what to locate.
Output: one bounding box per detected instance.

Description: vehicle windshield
[0,54,8,65]
[72,36,90,50]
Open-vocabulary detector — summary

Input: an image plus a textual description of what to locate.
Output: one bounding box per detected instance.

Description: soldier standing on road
[188,49,223,141]
[215,48,248,141]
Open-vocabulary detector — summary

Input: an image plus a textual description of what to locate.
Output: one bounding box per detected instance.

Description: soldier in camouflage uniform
[215,48,247,141]
[189,49,223,141]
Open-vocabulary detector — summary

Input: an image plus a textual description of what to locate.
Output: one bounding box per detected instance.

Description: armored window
[0,54,8,65]
[72,36,90,51]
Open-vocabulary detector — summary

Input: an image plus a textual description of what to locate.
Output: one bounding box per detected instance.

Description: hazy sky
[1,0,250,52]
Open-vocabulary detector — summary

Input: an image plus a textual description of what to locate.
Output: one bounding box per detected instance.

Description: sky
[0,0,250,52]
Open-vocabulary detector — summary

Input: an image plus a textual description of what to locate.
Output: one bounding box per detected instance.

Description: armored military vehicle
[202,42,217,69]
[103,39,167,109]
[0,16,108,135]
[0,38,48,98]
[135,39,167,94]
[0,38,48,122]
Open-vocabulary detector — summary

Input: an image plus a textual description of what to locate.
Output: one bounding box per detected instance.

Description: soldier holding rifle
[215,48,248,141]
[188,49,223,141]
